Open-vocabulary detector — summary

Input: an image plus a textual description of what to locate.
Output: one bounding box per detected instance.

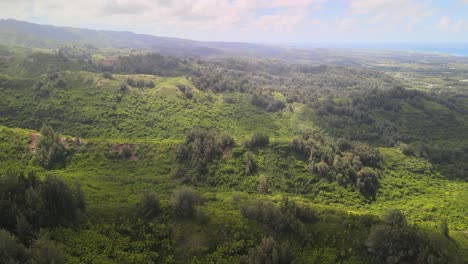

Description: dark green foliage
[107,53,196,77]
[126,77,136,86]
[292,133,382,196]
[219,133,236,149]
[0,171,85,235]
[40,175,78,227]
[73,180,86,212]
[366,210,451,264]
[246,237,294,264]
[440,219,449,238]
[383,209,407,226]
[47,69,59,81]
[34,83,51,98]
[15,212,33,244]
[147,80,155,88]
[173,187,200,218]
[30,236,65,264]
[244,133,269,150]
[241,197,316,236]
[177,128,231,179]
[356,167,379,197]
[170,167,192,184]
[0,229,29,264]
[177,84,193,99]
[399,143,415,156]
[244,151,257,175]
[138,192,161,219]
[35,125,68,169]
[119,83,129,93]
[102,72,113,79]
[280,196,317,224]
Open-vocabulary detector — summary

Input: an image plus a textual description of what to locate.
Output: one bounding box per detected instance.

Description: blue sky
[1,0,468,43]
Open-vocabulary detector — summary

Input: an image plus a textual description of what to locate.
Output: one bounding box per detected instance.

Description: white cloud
[0,0,466,42]
[437,16,468,32]
[0,0,327,39]
[349,0,433,23]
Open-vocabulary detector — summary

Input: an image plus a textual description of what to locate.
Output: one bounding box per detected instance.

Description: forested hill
[0,35,467,263]
[0,19,285,57]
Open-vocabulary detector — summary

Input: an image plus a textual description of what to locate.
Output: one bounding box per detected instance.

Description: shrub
[30,236,66,264]
[181,128,224,176]
[241,198,305,235]
[366,210,450,264]
[0,171,84,232]
[246,237,294,264]
[170,167,191,183]
[257,175,269,194]
[138,192,161,219]
[219,133,236,149]
[120,145,133,160]
[244,133,269,150]
[356,167,379,196]
[399,143,415,156]
[146,80,155,88]
[244,152,257,175]
[35,125,68,169]
[102,72,113,79]
[0,229,28,264]
[40,175,77,226]
[173,187,200,218]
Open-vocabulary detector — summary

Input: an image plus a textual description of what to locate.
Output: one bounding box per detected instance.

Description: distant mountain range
[0,19,289,58]
[1,19,466,64]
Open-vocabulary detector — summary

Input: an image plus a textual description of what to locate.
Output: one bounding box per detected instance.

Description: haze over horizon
[1,0,468,44]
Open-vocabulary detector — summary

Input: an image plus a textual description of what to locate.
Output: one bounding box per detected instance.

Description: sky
[1,0,468,43]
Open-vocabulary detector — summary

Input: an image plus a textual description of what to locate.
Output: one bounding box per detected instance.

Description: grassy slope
[0,71,316,141]
[0,48,466,262]
[0,125,466,263]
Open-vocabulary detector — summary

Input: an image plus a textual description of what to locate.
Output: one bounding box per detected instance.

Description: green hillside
[0,43,467,264]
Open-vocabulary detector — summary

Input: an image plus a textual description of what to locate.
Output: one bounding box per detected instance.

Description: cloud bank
[0,0,466,42]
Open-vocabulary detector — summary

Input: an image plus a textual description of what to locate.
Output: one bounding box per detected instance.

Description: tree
[138,192,161,219]
[30,236,66,264]
[244,151,257,175]
[356,167,379,196]
[383,209,407,226]
[0,229,28,264]
[15,213,33,244]
[173,187,199,218]
[315,160,329,178]
[244,133,269,150]
[366,210,430,264]
[247,236,294,264]
[35,125,67,169]
[40,176,77,226]
[102,72,113,79]
[258,175,269,194]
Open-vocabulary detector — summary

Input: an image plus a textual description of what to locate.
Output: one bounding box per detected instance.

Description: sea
[291,43,468,57]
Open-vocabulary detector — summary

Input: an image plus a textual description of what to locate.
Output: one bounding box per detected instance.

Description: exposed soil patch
[28,133,40,153]
[28,132,85,153]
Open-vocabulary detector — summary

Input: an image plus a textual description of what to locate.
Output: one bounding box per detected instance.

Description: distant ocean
[292,43,468,57]
[388,44,468,57]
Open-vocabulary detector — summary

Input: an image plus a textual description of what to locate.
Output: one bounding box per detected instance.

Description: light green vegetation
[0,43,466,263]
